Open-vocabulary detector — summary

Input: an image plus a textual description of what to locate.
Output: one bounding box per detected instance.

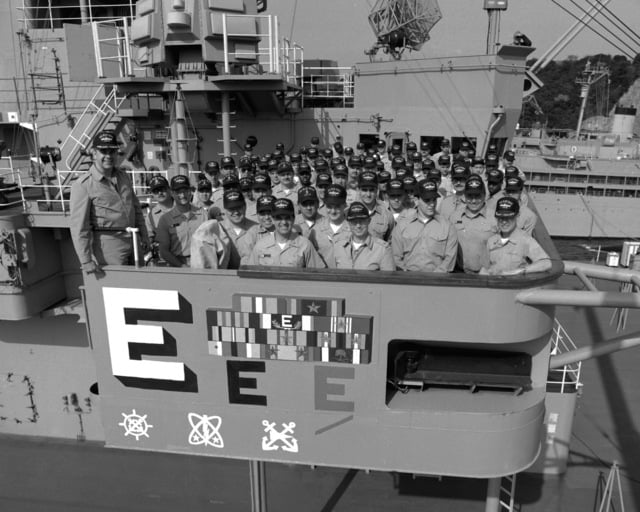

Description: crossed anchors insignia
[188,413,224,448]
[119,409,152,441]
[261,420,299,453]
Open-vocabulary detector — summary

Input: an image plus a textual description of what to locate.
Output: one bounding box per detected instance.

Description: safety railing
[18,1,136,29]
[301,67,355,108]
[282,38,304,86]
[0,158,25,209]
[548,318,582,393]
[92,17,135,78]
[222,13,281,75]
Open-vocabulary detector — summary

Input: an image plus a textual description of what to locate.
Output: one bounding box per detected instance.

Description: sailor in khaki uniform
[294,186,324,238]
[503,177,537,235]
[247,198,325,268]
[392,180,458,273]
[156,175,207,267]
[439,164,469,220]
[271,162,300,208]
[218,190,257,269]
[482,197,551,276]
[309,184,351,268]
[333,202,395,270]
[69,130,149,273]
[357,171,394,241]
[145,175,173,242]
[450,175,497,273]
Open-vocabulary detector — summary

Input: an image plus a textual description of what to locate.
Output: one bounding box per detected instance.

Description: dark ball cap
[170,174,190,190]
[245,135,258,148]
[244,143,253,151]
[363,156,376,169]
[315,159,329,171]
[256,195,275,214]
[486,142,498,154]
[487,169,504,184]
[402,176,418,193]
[240,177,253,191]
[272,198,295,217]
[395,168,409,180]
[333,164,348,177]
[451,165,471,180]
[222,174,240,189]
[197,179,213,191]
[440,138,450,147]
[420,141,430,151]
[221,156,235,168]
[344,146,354,156]
[378,170,392,183]
[275,142,285,151]
[485,153,499,167]
[377,139,386,148]
[503,149,516,162]
[356,142,365,150]
[298,186,318,203]
[267,159,279,171]
[310,136,320,145]
[205,160,220,173]
[307,147,318,158]
[333,142,344,154]
[252,173,271,190]
[298,162,312,175]
[277,162,293,174]
[239,157,252,169]
[376,160,385,171]
[391,156,406,170]
[316,172,332,187]
[504,165,520,179]
[464,176,485,197]
[324,184,347,206]
[505,176,524,193]
[427,168,442,181]
[346,202,370,221]
[407,141,417,151]
[411,152,423,162]
[93,130,119,149]
[472,157,485,166]
[418,179,440,201]
[322,148,333,159]
[149,175,169,191]
[460,140,472,150]
[495,196,519,218]
[289,152,301,163]
[422,159,435,170]
[223,190,246,209]
[437,155,451,165]
[387,179,405,196]
[391,144,402,155]
[358,171,378,188]
[331,157,344,168]
[347,157,363,168]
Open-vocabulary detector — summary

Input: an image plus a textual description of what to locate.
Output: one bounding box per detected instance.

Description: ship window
[605,190,624,197]
[607,176,625,185]
[626,177,638,185]
[588,176,606,184]
[623,190,636,197]
[568,175,587,183]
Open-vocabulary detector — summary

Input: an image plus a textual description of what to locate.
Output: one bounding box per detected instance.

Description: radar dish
[367,0,442,59]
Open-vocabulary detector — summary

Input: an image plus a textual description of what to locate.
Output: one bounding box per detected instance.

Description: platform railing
[0,158,25,209]
[92,17,135,79]
[548,318,582,393]
[301,67,355,107]
[222,14,283,75]
[17,1,136,28]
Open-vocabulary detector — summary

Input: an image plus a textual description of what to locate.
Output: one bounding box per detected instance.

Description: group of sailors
[69,131,551,276]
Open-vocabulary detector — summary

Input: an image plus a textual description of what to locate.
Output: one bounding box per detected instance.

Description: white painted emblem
[119,409,153,440]
[261,420,299,453]
[188,413,224,448]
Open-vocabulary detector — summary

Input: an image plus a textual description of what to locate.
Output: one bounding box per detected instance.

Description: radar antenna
[366,0,442,60]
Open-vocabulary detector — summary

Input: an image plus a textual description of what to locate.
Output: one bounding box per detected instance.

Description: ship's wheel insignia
[119,409,153,440]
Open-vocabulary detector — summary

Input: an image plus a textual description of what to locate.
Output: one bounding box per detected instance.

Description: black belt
[93,227,130,233]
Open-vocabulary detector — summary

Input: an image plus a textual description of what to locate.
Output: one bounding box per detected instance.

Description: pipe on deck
[550,335,640,368]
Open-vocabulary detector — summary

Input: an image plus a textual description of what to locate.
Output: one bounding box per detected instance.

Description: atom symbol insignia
[118,409,153,441]
[188,413,224,448]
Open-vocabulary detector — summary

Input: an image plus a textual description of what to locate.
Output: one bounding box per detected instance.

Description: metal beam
[517,289,640,309]
[550,334,640,368]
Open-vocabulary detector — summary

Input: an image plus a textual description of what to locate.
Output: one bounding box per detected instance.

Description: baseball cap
[487,168,504,184]
[223,190,245,209]
[418,179,440,201]
[149,175,169,191]
[316,172,332,188]
[221,156,235,168]
[451,165,471,180]
[402,176,418,194]
[252,173,271,190]
[504,165,520,179]
[358,171,378,188]
[197,179,213,192]
[170,174,190,190]
[495,196,519,218]
[204,160,220,173]
[505,176,524,193]
[298,186,318,203]
[333,164,348,178]
[256,195,275,214]
[464,176,485,197]
[437,155,451,166]
[378,170,391,184]
[272,198,295,217]
[93,130,119,149]
[503,150,516,162]
[485,153,499,168]
[240,177,253,192]
[391,156,406,170]
[426,168,442,181]
[346,202,370,221]
[277,162,293,175]
[222,174,240,190]
[324,184,347,206]
[386,179,405,197]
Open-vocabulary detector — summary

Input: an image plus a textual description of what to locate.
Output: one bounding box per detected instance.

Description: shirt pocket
[427,232,448,259]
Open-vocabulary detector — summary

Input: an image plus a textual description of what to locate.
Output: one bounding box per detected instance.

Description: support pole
[249,460,267,512]
[485,477,501,512]
[221,92,232,157]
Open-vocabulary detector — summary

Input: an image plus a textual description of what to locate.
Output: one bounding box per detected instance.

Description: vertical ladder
[499,474,517,512]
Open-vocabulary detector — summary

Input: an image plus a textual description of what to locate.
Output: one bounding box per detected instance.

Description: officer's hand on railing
[82,261,102,275]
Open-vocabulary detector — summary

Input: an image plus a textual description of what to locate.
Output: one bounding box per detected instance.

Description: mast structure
[575,62,609,138]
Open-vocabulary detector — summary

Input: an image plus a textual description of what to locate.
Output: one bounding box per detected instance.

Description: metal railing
[17,1,136,28]
[92,17,135,78]
[222,14,281,75]
[548,318,582,393]
[301,67,355,107]
[282,38,304,86]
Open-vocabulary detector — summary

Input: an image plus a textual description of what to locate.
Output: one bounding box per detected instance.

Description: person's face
[239,168,251,179]
[274,214,293,236]
[269,170,280,184]
[257,211,273,229]
[465,193,485,214]
[221,167,236,179]
[417,197,437,218]
[197,190,212,203]
[333,175,347,187]
[388,194,405,211]
[497,216,517,236]
[488,182,501,195]
[348,168,360,184]
[358,186,377,206]
[298,173,312,186]
[279,171,294,187]
[349,218,370,239]
[93,147,117,173]
[253,187,269,199]
[152,186,171,205]
[326,202,345,222]
[206,172,220,186]
[172,187,192,206]
[452,177,466,192]
[473,164,485,176]
[299,200,318,220]
[225,205,246,225]
[439,164,450,175]
[316,185,328,200]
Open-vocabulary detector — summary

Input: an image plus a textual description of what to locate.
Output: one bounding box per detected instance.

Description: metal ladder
[499,474,517,512]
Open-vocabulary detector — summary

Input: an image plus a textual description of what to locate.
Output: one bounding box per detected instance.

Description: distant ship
[513,62,640,239]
